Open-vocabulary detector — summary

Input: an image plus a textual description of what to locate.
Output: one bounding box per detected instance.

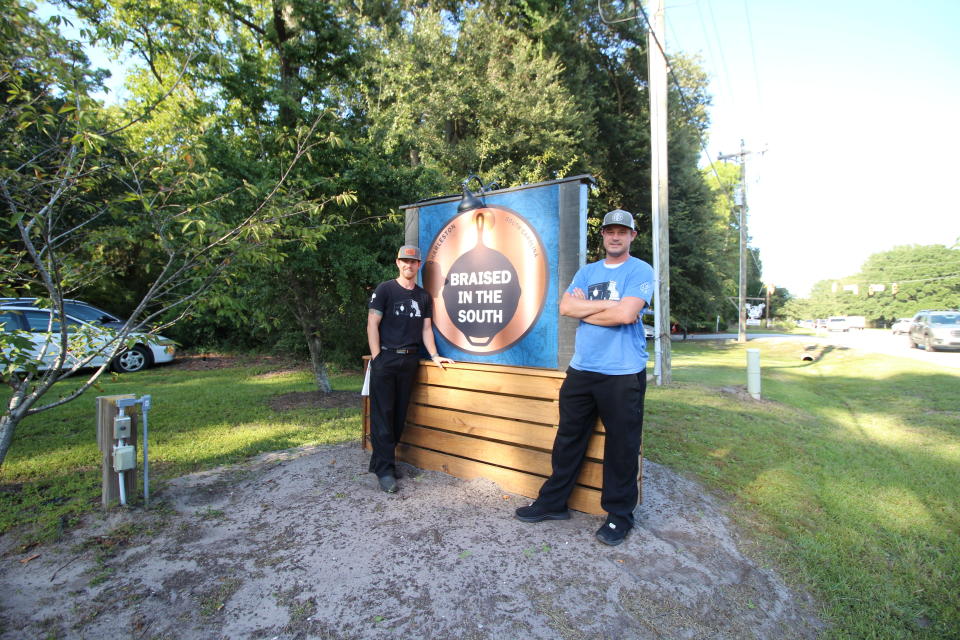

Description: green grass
[647,339,959,639]
[0,361,364,542]
[2,343,958,638]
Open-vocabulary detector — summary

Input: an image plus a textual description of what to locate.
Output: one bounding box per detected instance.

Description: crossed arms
[559,288,646,326]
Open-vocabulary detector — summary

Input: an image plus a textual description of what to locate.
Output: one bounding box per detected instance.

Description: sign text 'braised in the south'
[423,205,547,354]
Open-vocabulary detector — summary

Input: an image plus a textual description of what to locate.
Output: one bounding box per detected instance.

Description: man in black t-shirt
[366,245,453,493]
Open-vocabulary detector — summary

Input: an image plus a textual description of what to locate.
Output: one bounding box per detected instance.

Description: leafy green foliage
[784,245,960,324]
[357,6,584,183]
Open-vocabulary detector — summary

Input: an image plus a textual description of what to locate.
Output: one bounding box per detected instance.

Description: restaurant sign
[402,175,591,369]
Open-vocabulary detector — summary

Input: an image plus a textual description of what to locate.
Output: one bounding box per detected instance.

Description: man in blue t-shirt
[516,209,653,546]
[367,245,453,493]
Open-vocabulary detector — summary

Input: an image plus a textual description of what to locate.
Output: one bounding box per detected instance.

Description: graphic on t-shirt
[588,280,620,301]
[393,300,422,318]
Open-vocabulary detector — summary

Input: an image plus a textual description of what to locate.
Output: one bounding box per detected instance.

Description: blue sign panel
[404,176,591,368]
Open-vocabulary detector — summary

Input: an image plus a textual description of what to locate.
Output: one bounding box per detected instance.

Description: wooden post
[96,395,137,508]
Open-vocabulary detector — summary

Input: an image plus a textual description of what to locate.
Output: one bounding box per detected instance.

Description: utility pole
[648,0,670,384]
[765,283,772,327]
[718,140,753,344]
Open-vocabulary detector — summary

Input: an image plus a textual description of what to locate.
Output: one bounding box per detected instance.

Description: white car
[890,318,912,335]
[0,302,176,373]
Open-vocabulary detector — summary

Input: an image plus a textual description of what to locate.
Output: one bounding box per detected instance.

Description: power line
[703,0,737,117]
[740,0,763,125]
[597,1,726,188]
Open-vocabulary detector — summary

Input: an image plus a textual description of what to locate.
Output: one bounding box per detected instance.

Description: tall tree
[67,0,371,389]
[355,5,584,183]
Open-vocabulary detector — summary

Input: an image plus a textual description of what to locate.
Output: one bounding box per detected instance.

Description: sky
[663,0,960,296]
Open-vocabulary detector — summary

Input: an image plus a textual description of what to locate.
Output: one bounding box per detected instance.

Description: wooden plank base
[362,359,641,517]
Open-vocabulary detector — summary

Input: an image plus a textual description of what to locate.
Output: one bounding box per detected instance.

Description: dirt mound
[0,443,825,639]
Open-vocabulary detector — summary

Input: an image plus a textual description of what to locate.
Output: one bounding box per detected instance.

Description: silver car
[907,310,960,352]
[0,302,176,372]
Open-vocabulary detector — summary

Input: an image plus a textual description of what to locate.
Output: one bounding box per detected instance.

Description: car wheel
[112,345,151,373]
[924,336,938,352]
[908,335,917,349]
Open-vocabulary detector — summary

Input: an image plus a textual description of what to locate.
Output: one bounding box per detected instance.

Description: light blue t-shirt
[567,256,654,375]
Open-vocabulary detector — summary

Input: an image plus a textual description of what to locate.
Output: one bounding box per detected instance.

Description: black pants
[535,367,646,526]
[368,351,420,477]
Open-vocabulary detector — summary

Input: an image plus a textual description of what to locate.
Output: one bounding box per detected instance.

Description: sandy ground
[0,440,825,639]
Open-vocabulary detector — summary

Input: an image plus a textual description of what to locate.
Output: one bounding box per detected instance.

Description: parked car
[642,322,654,339]
[907,310,960,352]
[0,301,176,372]
[0,298,121,324]
[890,318,912,335]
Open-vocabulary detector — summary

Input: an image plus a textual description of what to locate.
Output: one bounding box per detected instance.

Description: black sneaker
[595,519,631,546]
[378,475,398,493]
[515,504,570,523]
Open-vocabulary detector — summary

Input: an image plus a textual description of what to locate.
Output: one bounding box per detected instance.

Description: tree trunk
[0,413,21,468]
[304,330,332,393]
[288,279,332,393]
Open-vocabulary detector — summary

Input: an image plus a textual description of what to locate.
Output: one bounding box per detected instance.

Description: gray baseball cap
[397,245,422,261]
[601,209,635,230]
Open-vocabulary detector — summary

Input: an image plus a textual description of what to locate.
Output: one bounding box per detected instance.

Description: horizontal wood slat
[416,360,567,378]
[402,425,603,489]
[406,404,605,460]
[397,444,603,515]
[411,385,560,425]
[411,385,605,433]
[417,366,564,399]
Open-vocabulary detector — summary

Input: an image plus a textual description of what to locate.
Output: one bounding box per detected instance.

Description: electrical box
[114,415,132,439]
[113,445,136,471]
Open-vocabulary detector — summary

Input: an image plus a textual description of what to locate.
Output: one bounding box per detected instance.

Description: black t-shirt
[369,279,433,349]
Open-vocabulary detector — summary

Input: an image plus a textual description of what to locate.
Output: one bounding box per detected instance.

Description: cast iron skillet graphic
[441,211,521,346]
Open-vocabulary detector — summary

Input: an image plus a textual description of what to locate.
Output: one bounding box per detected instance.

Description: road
[675,330,960,370]
[816,329,960,369]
